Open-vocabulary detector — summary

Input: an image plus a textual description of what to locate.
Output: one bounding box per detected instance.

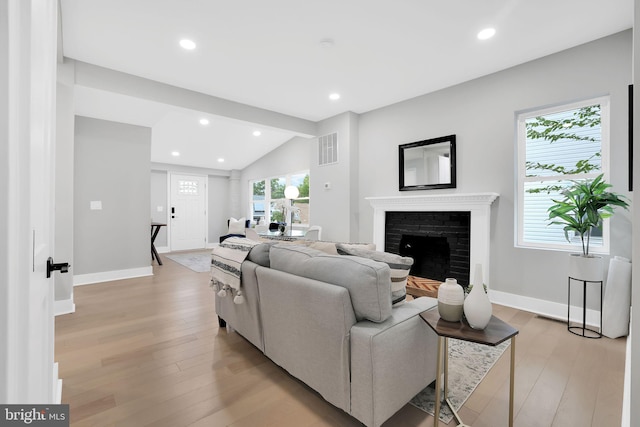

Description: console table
[419,309,519,427]
[150,222,166,265]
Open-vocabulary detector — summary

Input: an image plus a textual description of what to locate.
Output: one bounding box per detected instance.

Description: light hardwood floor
[55,254,626,427]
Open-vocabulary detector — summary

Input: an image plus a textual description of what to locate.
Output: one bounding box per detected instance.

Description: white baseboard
[489,289,601,327]
[53,362,61,404]
[622,310,631,427]
[157,245,170,254]
[73,266,153,286]
[54,297,75,316]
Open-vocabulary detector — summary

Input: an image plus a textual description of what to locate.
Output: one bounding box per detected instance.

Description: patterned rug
[165,250,212,273]
[410,338,510,423]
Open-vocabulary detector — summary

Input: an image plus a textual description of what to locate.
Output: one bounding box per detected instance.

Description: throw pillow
[307,241,338,255]
[336,245,412,305]
[335,242,376,252]
[228,217,246,235]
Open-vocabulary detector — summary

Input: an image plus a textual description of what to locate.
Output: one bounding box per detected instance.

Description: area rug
[410,338,510,423]
[165,250,211,273]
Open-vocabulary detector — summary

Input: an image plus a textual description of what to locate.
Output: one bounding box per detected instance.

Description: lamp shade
[284,185,300,199]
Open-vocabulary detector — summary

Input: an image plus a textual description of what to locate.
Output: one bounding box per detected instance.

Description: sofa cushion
[336,244,413,305]
[228,217,246,235]
[247,242,273,267]
[269,244,392,323]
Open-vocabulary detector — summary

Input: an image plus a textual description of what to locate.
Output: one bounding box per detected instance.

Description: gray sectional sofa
[214,242,439,427]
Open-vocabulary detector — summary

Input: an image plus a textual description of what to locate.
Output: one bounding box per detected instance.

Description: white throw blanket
[210,237,260,304]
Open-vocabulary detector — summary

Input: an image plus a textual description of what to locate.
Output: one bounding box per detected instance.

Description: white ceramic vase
[464,264,492,330]
[437,278,464,322]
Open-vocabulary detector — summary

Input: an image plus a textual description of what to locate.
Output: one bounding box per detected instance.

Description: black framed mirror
[399,134,456,191]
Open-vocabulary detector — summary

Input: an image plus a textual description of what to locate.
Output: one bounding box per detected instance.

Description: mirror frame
[399,134,457,191]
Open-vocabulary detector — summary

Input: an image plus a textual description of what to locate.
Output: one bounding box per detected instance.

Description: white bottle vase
[464,264,492,330]
[437,278,464,322]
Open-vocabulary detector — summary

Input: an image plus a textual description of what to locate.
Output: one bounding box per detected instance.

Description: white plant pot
[568,253,604,282]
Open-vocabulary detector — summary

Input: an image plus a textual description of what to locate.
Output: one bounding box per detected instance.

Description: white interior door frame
[0,0,59,404]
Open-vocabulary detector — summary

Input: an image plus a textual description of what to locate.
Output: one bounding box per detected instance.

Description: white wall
[357,31,633,307]
[74,117,151,275]
[312,112,360,242]
[0,0,10,397]
[150,170,168,247]
[630,2,639,425]
[54,61,75,305]
[208,174,230,243]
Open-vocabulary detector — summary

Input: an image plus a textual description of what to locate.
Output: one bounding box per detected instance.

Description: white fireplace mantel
[366,193,499,285]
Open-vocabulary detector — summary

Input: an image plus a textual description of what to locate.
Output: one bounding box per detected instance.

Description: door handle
[47,257,70,278]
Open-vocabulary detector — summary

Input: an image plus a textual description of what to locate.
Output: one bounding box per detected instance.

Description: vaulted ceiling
[60,0,633,170]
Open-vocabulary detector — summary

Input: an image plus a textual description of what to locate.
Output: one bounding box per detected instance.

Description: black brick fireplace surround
[385,211,471,287]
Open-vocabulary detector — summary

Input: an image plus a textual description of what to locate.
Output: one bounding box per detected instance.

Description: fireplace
[367,193,499,287]
[386,211,470,286]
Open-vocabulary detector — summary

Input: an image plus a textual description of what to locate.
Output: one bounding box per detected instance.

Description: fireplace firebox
[385,211,470,286]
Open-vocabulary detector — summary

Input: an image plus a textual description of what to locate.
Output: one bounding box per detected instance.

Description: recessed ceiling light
[179,39,196,50]
[199,118,210,125]
[217,158,225,163]
[477,28,496,40]
[253,130,262,137]
[329,93,341,101]
[171,151,180,157]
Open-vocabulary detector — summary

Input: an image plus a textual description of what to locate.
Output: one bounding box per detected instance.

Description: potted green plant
[547,173,629,280]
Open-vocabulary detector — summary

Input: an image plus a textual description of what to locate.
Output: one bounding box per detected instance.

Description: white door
[0,0,58,403]
[170,174,207,251]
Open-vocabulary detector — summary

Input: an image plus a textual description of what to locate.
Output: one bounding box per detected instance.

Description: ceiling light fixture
[179,39,196,50]
[217,158,225,163]
[329,93,341,101]
[477,28,496,41]
[253,130,262,136]
[199,118,210,125]
[171,151,180,157]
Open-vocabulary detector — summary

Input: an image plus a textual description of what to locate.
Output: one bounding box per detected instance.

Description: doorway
[169,173,208,251]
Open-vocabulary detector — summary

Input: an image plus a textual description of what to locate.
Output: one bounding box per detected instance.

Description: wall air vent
[318,132,338,166]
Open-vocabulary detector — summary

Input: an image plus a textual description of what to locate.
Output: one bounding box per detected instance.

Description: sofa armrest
[350,297,439,427]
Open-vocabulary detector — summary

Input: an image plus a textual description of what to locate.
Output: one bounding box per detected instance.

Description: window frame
[249,170,310,226]
[515,96,611,254]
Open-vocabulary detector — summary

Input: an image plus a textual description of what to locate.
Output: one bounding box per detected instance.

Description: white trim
[156,245,170,254]
[489,289,602,327]
[366,193,499,285]
[73,266,153,286]
[53,363,61,404]
[54,298,75,316]
[622,309,631,427]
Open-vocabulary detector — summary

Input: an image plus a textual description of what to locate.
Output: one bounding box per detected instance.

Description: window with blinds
[516,96,610,253]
